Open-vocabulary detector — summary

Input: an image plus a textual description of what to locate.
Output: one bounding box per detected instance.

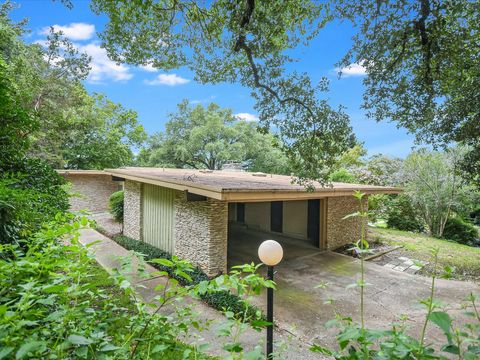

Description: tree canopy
[90,0,354,184]
[403,147,474,237]
[332,0,480,185]
[89,0,479,184]
[0,2,146,170]
[138,101,291,174]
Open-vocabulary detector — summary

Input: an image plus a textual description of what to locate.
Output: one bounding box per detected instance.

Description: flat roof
[57,170,110,176]
[106,167,401,202]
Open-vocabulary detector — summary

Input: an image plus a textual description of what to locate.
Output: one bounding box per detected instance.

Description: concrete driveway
[228,226,479,350]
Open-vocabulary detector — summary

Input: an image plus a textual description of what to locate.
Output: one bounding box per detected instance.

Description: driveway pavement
[79,228,325,359]
[228,226,480,350]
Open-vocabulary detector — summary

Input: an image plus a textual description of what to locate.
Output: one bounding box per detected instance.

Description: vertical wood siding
[142,184,175,253]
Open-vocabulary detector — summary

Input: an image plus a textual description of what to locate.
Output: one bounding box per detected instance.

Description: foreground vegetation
[370,227,480,281]
[0,216,206,359]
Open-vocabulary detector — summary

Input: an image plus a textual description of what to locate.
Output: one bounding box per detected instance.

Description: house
[103,167,401,276]
[57,170,122,213]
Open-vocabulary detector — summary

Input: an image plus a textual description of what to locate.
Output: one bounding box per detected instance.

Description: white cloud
[144,73,190,86]
[190,95,217,104]
[336,61,367,77]
[78,43,133,83]
[40,22,95,41]
[235,112,259,122]
[138,63,158,72]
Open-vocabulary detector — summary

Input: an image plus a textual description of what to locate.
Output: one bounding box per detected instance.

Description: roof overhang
[56,170,110,176]
[107,169,402,202]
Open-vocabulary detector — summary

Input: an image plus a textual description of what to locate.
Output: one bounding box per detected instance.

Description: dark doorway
[307,199,320,247]
[236,203,245,223]
[270,201,283,232]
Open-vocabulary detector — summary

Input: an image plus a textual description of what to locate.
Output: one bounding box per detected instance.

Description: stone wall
[63,174,120,213]
[124,180,142,240]
[174,191,228,277]
[326,196,368,250]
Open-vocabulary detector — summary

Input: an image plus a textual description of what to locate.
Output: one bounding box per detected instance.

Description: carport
[227,199,326,267]
[107,167,400,276]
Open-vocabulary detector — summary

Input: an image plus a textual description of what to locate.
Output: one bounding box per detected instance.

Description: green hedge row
[112,235,260,319]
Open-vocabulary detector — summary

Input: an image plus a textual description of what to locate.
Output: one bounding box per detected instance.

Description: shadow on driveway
[228,225,479,349]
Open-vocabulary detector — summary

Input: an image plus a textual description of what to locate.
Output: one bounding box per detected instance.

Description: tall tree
[90,0,355,184]
[331,0,480,185]
[403,147,472,237]
[60,92,147,169]
[0,2,146,169]
[138,101,291,173]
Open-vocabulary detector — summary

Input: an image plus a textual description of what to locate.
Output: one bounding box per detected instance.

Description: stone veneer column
[173,191,228,277]
[326,196,368,250]
[123,180,142,240]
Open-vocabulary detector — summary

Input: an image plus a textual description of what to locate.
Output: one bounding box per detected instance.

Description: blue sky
[10,0,417,158]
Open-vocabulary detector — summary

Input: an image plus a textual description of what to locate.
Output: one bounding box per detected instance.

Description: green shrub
[109,190,124,223]
[0,159,69,244]
[367,194,390,222]
[329,168,357,183]
[0,215,206,359]
[442,217,479,246]
[470,207,480,226]
[386,194,424,232]
[113,235,260,320]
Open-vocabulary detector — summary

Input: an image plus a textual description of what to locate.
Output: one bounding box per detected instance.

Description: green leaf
[310,344,333,355]
[150,258,173,267]
[16,341,45,359]
[428,311,452,335]
[250,319,272,328]
[151,344,169,353]
[119,279,131,289]
[223,342,243,353]
[441,344,460,355]
[0,348,13,360]
[177,270,193,282]
[67,334,93,345]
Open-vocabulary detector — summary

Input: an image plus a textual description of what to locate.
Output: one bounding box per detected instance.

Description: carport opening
[227,200,325,268]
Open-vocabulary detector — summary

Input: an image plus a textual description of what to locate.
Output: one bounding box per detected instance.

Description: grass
[369,226,480,281]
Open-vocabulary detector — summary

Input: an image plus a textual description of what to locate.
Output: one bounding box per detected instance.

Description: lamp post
[258,240,283,359]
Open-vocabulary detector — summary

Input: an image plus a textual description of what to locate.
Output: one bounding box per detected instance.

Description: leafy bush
[367,194,390,222]
[443,217,479,246]
[0,215,213,359]
[109,190,124,223]
[386,194,424,232]
[113,235,260,320]
[0,57,38,165]
[0,159,69,244]
[329,168,357,183]
[470,207,480,226]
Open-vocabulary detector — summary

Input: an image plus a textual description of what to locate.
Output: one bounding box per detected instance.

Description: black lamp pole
[266,265,274,359]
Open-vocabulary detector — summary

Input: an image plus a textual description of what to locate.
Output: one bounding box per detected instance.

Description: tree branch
[232,0,316,120]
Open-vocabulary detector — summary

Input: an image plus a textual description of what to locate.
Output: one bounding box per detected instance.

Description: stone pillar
[124,180,142,240]
[326,196,368,250]
[174,191,228,277]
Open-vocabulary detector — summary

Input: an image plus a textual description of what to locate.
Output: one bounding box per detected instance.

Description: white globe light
[258,240,283,266]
